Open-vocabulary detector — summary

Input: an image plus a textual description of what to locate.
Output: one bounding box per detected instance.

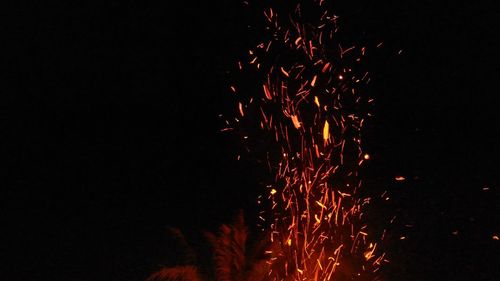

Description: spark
[323,120,329,145]
[311,75,318,87]
[239,102,245,116]
[291,115,301,129]
[281,67,290,77]
[263,84,273,100]
[314,96,320,107]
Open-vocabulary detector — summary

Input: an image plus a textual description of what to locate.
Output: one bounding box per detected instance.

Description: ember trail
[225,1,387,280]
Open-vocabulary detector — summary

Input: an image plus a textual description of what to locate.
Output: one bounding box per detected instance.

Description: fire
[224,1,388,280]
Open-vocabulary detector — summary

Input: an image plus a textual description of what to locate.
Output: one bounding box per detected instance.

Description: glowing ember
[224,1,387,280]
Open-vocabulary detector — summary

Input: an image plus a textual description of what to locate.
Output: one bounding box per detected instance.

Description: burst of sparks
[225,1,387,280]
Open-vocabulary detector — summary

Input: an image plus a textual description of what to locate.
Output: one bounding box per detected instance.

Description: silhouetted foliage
[147,211,271,281]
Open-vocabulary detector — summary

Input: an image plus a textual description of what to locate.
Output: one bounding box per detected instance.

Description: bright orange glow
[311,75,318,87]
[314,96,320,107]
[291,115,301,129]
[323,120,329,145]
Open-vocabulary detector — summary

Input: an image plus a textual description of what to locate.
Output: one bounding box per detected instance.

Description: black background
[2,1,499,280]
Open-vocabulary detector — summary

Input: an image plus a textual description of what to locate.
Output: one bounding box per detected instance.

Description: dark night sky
[2,1,499,281]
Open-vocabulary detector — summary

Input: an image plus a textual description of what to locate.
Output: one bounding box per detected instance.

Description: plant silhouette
[147,211,271,281]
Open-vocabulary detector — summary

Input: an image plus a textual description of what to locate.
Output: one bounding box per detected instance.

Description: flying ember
[224,1,388,280]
